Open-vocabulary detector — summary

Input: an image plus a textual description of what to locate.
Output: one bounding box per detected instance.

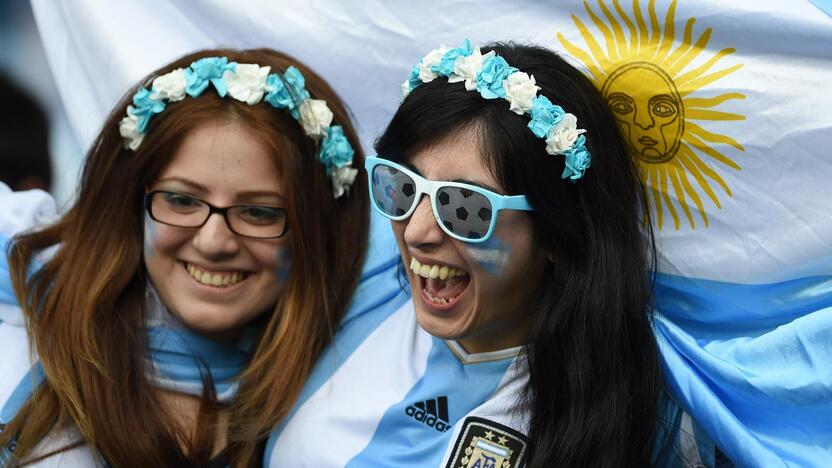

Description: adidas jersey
[265,297,532,468]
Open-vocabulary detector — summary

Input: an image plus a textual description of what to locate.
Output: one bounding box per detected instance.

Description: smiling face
[143,119,288,341]
[390,126,547,353]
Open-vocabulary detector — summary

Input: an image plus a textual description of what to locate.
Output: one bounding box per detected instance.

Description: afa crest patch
[445,417,528,468]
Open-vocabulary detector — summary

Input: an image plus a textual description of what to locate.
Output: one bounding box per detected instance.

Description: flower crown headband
[402,39,591,181]
[119,57,357,197]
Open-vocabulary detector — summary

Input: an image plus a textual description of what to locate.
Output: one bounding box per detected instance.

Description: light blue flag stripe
[654,272,832,467]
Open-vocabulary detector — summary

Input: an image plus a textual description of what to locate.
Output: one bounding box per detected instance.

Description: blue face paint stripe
[345,337,515,468]
[466,235,510,277]
[143,212,158,257]
[275,247,291,285]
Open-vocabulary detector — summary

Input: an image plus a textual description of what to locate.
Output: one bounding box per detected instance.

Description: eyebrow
[399,160,502,194]
[154,177,284,200]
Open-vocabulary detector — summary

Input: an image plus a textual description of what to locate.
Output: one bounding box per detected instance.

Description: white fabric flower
[418,45,449,83]
[450,48,495,91]
[401,79,411,96]
[330,166,358,198]
[225,64,271,105]
[151,68,187,102]
[119,112,144,150]
[298,99,334,139]
[503,71,540,115]
[545,113,587,155]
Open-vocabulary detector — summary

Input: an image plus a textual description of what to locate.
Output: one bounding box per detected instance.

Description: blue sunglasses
[365,156,533,243]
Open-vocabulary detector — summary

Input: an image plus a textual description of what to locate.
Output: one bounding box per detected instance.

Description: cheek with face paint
[465,236,511,277]
[275,246,292,286]
[144,213,158,257]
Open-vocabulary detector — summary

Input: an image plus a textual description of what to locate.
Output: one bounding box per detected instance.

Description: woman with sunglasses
[0,47,401,466]
[268,41,723,467]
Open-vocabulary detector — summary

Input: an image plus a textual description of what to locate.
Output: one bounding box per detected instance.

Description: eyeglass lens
[371,165,493,240]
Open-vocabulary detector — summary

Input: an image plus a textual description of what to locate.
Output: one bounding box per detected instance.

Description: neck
[157,389,229,459]
[457,312,531,354]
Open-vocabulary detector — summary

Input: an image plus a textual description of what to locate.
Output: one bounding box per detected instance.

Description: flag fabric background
[29,1,832,465]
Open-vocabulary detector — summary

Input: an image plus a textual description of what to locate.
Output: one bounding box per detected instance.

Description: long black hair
[375,42,662,467]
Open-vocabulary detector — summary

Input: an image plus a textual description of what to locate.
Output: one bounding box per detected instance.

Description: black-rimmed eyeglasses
[144,191,288,239]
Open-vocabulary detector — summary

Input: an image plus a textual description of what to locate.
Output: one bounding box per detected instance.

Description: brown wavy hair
[1,48,368,466]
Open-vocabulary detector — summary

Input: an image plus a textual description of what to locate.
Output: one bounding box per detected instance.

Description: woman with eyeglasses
[0,47,398,466]
[267,41,726,467]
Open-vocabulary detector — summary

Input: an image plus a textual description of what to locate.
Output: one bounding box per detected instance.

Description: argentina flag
[30,0,832,466]
[563,2,832,466]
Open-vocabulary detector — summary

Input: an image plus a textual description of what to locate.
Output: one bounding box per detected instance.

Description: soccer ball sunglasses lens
[365,157,533,243]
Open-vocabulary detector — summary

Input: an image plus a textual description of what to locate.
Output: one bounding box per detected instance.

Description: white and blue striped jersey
[265,292,533,468]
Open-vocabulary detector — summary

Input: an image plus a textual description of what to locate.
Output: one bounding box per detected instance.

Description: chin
[174,307,242,335]
[412,303,471,342]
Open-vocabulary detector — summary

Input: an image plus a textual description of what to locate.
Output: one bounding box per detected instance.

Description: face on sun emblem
[602,62,684,164]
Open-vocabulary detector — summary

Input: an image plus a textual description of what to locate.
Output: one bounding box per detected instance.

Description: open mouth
[409,257,470,309]
[182,261,251,288]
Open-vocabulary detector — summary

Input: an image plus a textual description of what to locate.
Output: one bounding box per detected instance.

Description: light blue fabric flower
[284,67,311,113]
[475,55,517,99]
[407,64,422,93]
[433,39,474,77]
[561,135,591,181]
[264,68,311,120]
[129,88,166,133]
[184,57,236,97]
[527,95,565,138]
[264,73,294,111]
[319,125,354,172]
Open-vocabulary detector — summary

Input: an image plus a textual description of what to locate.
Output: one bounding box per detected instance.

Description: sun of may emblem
[558,0,745,230]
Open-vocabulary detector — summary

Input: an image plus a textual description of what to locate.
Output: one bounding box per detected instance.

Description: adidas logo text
[405,396,451,432]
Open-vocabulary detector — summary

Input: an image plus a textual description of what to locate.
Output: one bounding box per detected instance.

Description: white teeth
[186,263,245,288]
[429,265,440,279]
[409,258,468,280]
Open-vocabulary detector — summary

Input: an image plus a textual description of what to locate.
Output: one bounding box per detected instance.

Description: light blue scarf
[145,286,255,403]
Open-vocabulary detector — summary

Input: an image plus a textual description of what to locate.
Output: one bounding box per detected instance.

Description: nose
[633,104,654,130]
[192,213,240,259]
[402,195,445,248]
